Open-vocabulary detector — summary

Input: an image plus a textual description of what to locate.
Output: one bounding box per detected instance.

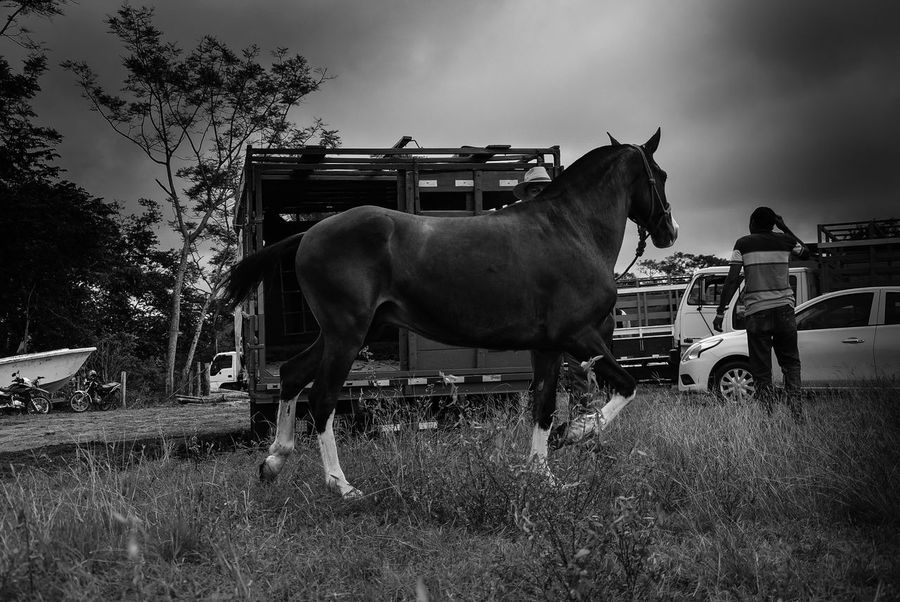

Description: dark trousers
[562,353,592,406]
[745,305,803,420]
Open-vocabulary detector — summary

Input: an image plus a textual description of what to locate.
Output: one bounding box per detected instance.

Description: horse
[222,129,678,498]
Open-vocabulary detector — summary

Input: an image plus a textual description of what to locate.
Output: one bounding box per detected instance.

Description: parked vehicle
[209,351,244,391]
[673,219,900,357]
[0,347,96,394]
[0,371,51,414]
[234,140,566,436]
[611,276,689,383]
[69,370,122,412]
[678,286,900,400]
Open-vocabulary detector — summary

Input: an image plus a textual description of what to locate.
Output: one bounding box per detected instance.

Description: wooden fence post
[121,371,127,409]
[201,362,210,396]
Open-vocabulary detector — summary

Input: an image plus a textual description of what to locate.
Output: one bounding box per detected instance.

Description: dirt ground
[0,395,251,468]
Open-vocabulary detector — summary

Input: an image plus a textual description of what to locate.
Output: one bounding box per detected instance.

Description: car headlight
[682,338,723,362]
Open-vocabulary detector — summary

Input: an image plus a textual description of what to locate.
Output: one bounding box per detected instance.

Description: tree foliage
[639,252,729,278]
[0,0,64,186]
[0,2,174,396]
[63,4,339,393]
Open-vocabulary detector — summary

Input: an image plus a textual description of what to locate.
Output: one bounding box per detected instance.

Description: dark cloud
[12,1,899,269]
[698,1,900,218]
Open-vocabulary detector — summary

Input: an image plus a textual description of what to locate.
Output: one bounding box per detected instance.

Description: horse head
[608,128,678,249]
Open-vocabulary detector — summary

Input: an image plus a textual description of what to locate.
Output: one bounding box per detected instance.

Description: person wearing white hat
[513,165,553,201]
[513,164,595,424]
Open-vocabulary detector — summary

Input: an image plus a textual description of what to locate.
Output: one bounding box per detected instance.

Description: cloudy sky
[16,0,900,272]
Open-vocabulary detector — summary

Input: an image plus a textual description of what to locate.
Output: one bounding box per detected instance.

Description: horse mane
[533,144,623,203]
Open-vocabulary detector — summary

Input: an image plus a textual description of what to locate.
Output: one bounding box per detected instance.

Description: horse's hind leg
[309,338,366,499]
[260,337,323,483]
[528,350,562,480]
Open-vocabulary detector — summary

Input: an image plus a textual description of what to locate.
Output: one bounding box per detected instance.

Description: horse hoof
[342,487,364,500]
[259,460,279,483]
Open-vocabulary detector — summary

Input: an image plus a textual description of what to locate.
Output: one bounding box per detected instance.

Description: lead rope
[615,225,648,281]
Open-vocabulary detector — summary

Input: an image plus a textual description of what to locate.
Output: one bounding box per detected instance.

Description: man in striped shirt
[713,207,809,420]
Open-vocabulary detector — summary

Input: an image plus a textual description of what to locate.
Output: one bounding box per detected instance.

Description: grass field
[1,387,898,600]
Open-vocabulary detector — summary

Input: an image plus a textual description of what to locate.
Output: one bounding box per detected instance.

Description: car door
[874,290,900,381]
[787,291,877,386]
[678,273,731,351]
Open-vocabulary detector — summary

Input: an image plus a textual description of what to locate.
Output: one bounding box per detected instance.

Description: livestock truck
[672,218,900,361]
[232,140,697,436]
[234,140,564,436]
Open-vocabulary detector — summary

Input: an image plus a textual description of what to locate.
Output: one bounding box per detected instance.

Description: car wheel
[713,360,755,403]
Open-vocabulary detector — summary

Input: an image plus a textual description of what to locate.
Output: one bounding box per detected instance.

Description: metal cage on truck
[611,276,690,383]
[235,140,562,435]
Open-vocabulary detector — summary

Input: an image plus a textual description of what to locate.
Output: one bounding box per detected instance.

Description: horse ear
[607,132,622,146]
[643,127,661,154]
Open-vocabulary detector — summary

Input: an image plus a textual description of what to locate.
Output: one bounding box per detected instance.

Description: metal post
[121,371,127,409]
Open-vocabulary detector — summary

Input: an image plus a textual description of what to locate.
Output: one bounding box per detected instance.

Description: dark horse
[223,129,678,497]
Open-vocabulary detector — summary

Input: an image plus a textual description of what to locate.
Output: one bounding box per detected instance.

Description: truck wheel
[713,360,755,403]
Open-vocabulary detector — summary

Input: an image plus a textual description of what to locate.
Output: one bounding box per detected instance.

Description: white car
[678,286,900,401]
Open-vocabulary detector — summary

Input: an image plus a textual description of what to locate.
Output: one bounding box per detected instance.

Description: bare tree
[64,5,339,394]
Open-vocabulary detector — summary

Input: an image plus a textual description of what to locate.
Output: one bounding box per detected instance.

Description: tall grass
[1,388,898,600]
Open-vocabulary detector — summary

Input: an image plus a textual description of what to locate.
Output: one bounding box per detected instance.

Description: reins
[615,225,648,281]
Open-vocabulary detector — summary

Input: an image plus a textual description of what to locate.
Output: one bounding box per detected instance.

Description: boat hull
[0,347,97,394]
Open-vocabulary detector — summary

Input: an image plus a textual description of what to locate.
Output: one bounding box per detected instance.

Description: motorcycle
[0,371,52,414]
[69,372,121,412]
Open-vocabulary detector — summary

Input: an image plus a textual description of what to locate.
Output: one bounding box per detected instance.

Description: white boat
[0,347,97,394]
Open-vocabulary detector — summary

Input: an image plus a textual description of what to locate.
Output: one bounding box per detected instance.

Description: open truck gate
[235,140,561,436]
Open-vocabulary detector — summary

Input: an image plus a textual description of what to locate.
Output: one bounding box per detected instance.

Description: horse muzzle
[651,216,678,249]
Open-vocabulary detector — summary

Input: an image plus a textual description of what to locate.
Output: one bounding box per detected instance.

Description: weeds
[0,388,898,600]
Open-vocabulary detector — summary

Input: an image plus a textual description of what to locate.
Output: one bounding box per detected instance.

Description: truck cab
[673,266,818,356]
[209,351,243,391]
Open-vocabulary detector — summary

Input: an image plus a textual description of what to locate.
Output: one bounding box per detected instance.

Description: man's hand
[774,214,786,230]
[713,313,724,332]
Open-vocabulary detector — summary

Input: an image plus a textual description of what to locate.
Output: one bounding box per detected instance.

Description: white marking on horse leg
[318,410,362,499]
[599,391,636,426]
[260,397,297,482]
[528,423,558,485]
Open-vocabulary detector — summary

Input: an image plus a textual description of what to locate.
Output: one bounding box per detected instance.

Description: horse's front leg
[528,350,562,482]
[259,396,298,482]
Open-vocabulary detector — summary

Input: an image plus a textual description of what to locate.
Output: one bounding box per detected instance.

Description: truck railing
[616,274,692,288]
[817,218,900,244]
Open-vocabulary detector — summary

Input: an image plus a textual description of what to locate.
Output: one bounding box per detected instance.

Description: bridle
[629,144,671,238]
[615,144,672,281]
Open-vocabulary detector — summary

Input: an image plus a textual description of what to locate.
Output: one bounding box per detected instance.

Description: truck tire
[712,360,755,403]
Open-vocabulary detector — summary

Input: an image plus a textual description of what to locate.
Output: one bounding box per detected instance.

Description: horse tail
[221,232,305,309]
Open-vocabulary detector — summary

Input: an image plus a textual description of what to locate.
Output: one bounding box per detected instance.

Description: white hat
[513,166,552,200]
